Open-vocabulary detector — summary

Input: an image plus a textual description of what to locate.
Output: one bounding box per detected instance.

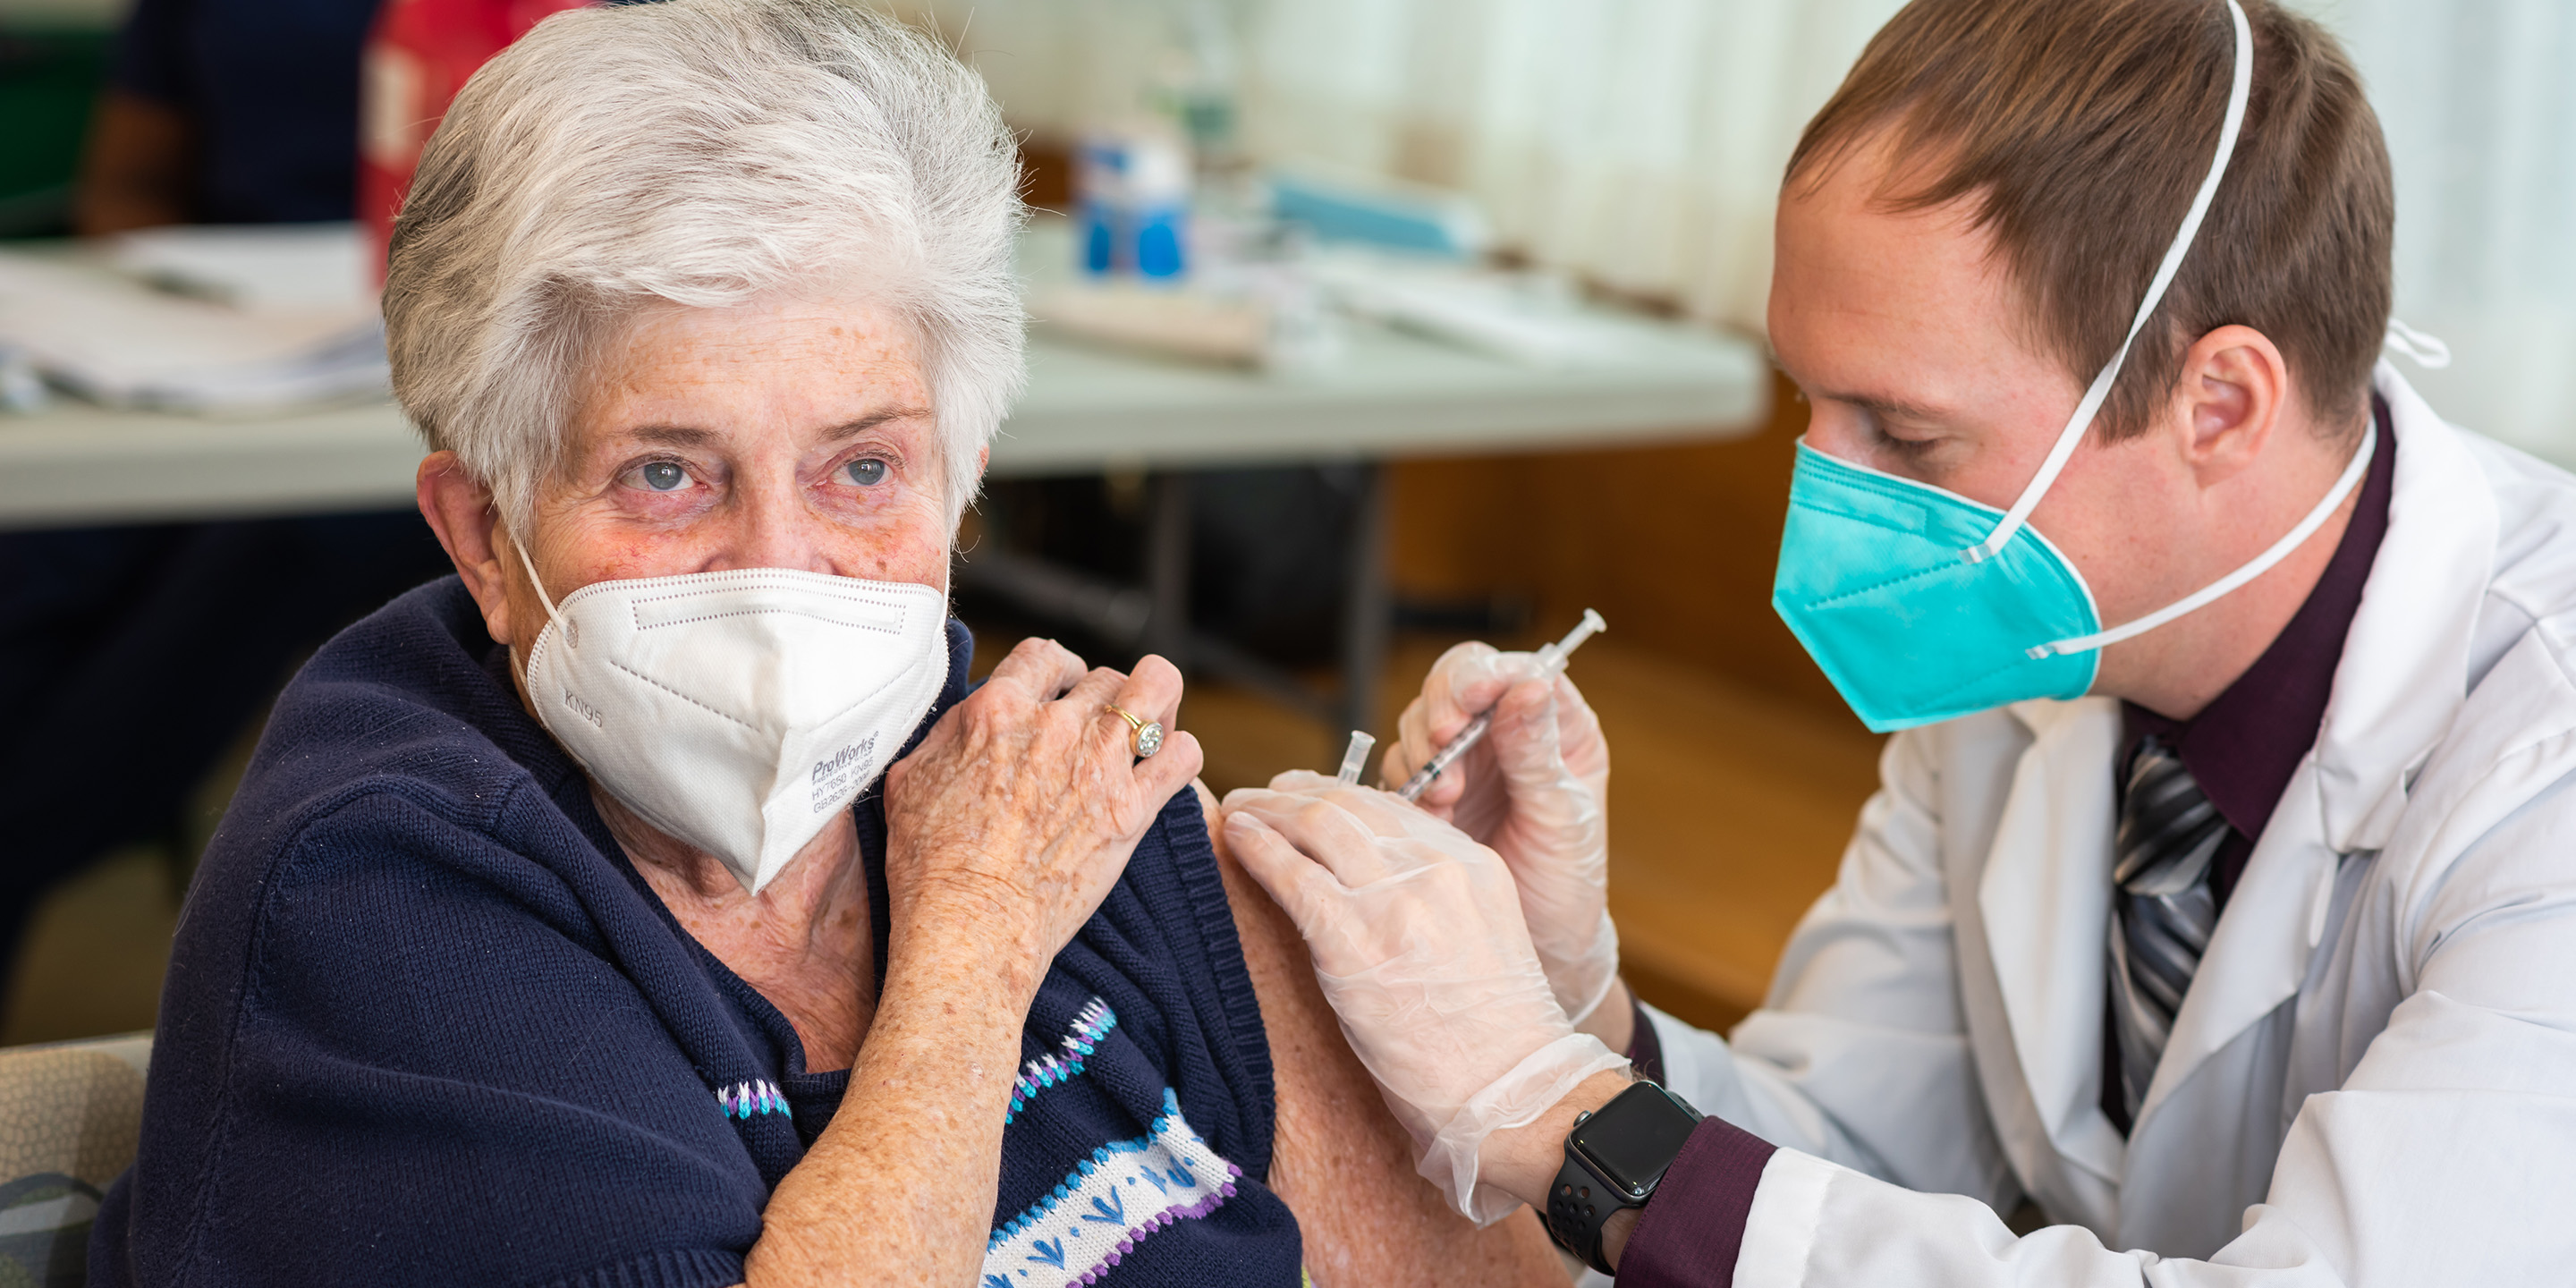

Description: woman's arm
[1201,785,1572,1286]
[747,947,1026,1279]
[745,640,1201,1287]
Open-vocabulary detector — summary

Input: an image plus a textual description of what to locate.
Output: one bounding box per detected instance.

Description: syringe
[1393,608,1605,802]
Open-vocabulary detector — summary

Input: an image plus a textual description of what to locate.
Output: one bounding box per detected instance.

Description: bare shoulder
[1191,783,1568,1288]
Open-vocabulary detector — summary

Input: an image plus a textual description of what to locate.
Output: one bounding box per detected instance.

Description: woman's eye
[623,461,693,492]
[843,458,888,487]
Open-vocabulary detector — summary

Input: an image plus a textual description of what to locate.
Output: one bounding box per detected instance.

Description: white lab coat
[1644,363,2576,1286]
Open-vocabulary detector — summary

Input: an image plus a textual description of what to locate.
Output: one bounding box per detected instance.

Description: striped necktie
[2108,734,2227,1125]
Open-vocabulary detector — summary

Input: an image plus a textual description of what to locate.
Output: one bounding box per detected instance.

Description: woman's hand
[880,637,1203,1000]
[1382,644,1623,1035]
[751,640,1199,1288]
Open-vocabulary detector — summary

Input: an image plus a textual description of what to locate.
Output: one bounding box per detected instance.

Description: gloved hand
[1383,642,1619,1024]
[1221,773,1629,1224]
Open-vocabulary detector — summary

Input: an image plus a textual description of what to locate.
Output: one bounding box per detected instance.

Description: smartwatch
[1545,1080,1703,1274]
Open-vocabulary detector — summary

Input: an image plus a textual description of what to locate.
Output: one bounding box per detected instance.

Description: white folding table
[0,309,1768,729]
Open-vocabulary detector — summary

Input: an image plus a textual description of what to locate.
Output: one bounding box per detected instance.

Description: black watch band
[1545,1080,1703,1275]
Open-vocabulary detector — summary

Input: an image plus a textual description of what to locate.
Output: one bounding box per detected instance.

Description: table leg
[1142,473,1191,668]
[957,468,1377,741]
[1339,462,1391,737]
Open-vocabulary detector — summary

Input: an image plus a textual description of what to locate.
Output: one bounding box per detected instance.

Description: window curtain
[2311,0,2576,459]
[916,0,2576,456]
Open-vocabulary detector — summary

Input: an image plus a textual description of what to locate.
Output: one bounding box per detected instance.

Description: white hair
[385,0,1025,531]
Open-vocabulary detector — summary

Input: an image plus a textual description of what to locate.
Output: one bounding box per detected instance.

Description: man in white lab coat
[1216,0,2576,1284]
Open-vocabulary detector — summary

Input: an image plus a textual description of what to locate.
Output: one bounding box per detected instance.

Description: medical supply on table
[1335,731,1376,784]
[1077,129,1193,280]
[1025,213,1342,373]
[1394,609,1605,801]
[1267,166,1490,260]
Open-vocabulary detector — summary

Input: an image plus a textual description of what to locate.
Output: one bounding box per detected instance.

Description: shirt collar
[2123,395,2396,840]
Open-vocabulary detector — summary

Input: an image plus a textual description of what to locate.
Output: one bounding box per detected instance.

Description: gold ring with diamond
[1106,703,1165,758]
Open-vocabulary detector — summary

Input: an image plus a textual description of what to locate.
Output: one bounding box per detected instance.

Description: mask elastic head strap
[1962,0,2256,565]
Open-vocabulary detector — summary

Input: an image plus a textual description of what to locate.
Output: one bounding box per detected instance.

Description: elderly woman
[85,4,1576,1286]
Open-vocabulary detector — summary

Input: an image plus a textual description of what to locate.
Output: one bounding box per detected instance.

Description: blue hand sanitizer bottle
[1076,130,1191,281]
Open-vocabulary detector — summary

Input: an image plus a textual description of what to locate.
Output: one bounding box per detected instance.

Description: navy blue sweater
[91,578,1301,1288]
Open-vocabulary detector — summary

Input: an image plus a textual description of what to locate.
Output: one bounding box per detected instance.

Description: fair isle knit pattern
[101,590,1301,1285]
[716,1080,786,1120]
[1006,997,1118,1125]
[981,1089,1244,1288]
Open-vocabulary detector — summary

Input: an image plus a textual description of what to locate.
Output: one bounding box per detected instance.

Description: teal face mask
[1771,0,2377,734]
[1775,425,2374,732]
[1775,445,2105,732]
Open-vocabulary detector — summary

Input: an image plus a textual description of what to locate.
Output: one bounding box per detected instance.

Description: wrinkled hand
[1383,642,1618,1023]
[1222,774,1626,1224]
[884,638,1202,1003]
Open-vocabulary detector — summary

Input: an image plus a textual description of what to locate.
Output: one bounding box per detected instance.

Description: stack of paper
[109,222,376,309]
[0,223,387,414]
[1306,251,1665,370]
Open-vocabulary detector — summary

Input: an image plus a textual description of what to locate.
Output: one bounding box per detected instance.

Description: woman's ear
[2172,325,2289,489]
[416,452,520,648]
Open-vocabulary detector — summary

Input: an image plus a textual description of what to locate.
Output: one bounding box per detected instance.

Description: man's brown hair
[1787,0,2392,442]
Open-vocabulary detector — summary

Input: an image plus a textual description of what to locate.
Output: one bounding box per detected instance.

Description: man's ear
[2171,325,2289,489]
[416,452,520,648]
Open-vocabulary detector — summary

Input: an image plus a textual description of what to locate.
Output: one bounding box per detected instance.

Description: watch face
[1570,1085,1701,1194]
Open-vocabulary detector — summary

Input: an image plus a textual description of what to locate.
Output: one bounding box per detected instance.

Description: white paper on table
[1307,251,1670,370]
[0,232,388,414]
[108,222,377,310]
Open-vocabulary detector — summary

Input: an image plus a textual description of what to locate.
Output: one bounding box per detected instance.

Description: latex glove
[1383,642,1618,1024]
[1221,773,1628,1224]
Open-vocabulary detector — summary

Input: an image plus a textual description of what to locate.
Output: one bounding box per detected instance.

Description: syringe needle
[1394,609,1604,803]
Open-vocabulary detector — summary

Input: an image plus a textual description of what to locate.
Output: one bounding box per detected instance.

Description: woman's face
[501,295,955,645]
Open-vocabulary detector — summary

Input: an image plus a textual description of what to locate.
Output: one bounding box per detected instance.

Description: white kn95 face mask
[513,543,952,894]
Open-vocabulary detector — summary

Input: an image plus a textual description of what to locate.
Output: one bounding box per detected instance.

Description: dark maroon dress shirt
[1614,400,2394,1285]
[2100,399,2392,1131]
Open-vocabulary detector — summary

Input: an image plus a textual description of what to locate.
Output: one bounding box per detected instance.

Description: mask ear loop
[2028,419,2373,658]
[510,534,572,644]
[1962,0,2255,566]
